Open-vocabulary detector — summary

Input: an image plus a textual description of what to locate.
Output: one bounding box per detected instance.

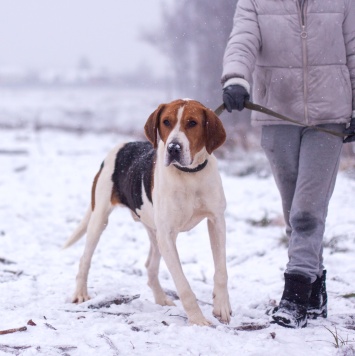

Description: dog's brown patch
[91,164,103,210]
[111,186,121,206]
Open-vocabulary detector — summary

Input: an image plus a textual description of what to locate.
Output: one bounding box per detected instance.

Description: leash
[214,101,347,138]
[214,103,226,117]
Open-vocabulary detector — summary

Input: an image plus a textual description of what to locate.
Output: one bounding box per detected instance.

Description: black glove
[343,118,355,143]
[223,84,250,112]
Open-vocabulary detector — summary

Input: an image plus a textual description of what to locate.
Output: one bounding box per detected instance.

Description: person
[221,0,355,328]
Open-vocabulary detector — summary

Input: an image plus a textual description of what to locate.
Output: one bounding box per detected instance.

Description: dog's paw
[72,292,90,304]
[155,296,176,307]
[188,314,213,326]
[213,309,232,324]
[212,294,232,324]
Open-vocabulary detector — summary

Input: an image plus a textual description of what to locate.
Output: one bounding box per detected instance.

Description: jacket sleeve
[221,0,261,88]
[344,0,355,116]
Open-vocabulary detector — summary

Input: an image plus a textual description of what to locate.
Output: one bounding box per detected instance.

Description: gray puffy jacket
[222,0,355,126]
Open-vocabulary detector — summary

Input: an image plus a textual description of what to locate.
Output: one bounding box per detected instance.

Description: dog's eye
[163,119,170,127]
[188,120,197,128]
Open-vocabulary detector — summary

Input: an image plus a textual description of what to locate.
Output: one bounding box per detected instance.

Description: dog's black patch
[112,142,156,216]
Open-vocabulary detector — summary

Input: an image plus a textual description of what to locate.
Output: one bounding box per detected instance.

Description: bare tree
[143,1,236,105]
[142,0,254,151]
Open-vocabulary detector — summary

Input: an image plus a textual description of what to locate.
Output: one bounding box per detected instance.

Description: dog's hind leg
[72,163,115,303]
[144,226,175,306]
[63,205,92,249]
[72,205,112,303]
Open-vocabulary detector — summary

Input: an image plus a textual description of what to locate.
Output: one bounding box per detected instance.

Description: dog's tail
[62,205,92,249]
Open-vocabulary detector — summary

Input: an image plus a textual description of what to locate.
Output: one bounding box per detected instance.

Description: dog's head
[144,99,226,167]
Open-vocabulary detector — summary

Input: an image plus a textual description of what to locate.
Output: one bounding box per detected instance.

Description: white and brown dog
[64,99,231,325]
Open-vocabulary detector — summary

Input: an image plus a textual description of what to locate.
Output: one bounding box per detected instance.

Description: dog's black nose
[168,142,181,159]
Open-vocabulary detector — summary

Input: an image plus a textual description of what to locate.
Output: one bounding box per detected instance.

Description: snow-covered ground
[1,89,355,355]
[0,87,167,134]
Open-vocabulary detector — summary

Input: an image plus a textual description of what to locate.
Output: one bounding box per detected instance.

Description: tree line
[143,0,254,151]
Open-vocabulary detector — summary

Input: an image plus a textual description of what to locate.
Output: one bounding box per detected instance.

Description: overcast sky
[0,0,171,75]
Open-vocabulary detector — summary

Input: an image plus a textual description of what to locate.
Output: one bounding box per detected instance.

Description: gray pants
[261,124,344,282]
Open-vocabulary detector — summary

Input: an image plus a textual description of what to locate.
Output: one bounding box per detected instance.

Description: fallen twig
[163,289,179,300]
[3,270,23,276]
[197,298,213,306]
[63,309,133,317]
[55,345,78,352]
[0,257,15,265]
[0,344,77,354]
[98,334,120,355]
[0,344,31,353]
[44,323,57,330]
[210,322,270,332]
[168,313,188,320]
[0,149,28,155]
[232,323,270,331]
[0,326,27,335]
[88,294,140,309]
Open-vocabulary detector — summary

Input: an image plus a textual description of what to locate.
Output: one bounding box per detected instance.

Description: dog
[63,99,232,325]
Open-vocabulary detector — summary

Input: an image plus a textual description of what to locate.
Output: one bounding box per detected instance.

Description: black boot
[307,270,327,319]
[272,273,312,328]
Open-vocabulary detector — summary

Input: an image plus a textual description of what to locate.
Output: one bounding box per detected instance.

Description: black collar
[173,159,208,173]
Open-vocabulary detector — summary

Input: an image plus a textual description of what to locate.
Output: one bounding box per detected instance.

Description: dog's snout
[168,142,181,158]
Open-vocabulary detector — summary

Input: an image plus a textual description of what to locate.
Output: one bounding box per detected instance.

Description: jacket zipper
[298,0,309,124]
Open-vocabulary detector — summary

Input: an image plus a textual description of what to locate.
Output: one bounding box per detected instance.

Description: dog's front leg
[156,229,212,326]
[144,226,176,307]
[208,215,232,324]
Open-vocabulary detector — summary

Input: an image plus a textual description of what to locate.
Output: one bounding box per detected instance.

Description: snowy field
[1,88,355,355]
[0,87,166,134]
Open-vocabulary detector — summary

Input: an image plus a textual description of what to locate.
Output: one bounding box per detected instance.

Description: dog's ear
[204,109,226,154]
[144,104,165,148]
